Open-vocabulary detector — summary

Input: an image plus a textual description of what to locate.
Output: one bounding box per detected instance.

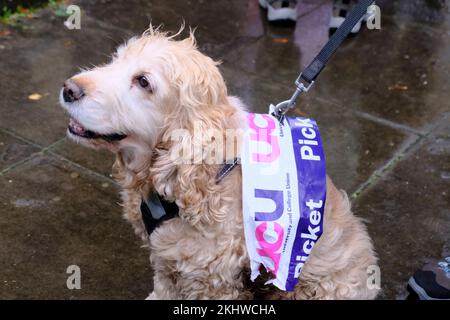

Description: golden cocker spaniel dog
[60,26,379,300]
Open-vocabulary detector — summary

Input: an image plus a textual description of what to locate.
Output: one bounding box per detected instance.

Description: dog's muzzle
[63,79,85,103]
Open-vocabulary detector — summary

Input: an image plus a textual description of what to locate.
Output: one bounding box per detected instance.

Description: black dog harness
[140,158,239,235]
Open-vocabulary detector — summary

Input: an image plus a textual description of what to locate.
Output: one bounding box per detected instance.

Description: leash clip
[272,73,314,122]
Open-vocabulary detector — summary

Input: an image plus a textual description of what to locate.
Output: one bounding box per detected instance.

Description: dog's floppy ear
[150,32,239,229]
[150,134,228,228]
[175,162,228,227]
[152,104,239,229]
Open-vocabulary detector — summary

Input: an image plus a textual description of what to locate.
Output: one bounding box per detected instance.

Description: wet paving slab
[0,131,40,172]
[378,0,450,25]
[222,12,450,131]
[50,138,115,178]
[353,115,450,299]
[0,154,151,299]
[0,10,130,146]
[221,65,410,193]
[314,15,450,131]
[0,0,448,299]
[76,0,266,58]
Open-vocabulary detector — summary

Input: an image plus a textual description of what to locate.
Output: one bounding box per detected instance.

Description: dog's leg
[148,219,252,300]
[149,265,253,300]
[145,292,159,300]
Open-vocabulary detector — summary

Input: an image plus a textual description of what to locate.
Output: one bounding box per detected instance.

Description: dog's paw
[145,292,158,300]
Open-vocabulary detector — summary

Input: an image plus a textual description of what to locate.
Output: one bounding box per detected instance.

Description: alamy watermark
[367,265,381,290]
[366,4,381,30]
[64,5,81,30]
[62,3,380,31]
[66,265,81,290]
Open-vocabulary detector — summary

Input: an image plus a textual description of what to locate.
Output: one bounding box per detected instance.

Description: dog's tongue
[69,118,86,135]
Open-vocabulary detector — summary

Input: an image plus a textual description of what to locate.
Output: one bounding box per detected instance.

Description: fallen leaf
[70,172,79,179]
[17,6,30,14]
[16,5,34,18]
[388,84,408,91]
[64,40,73,48]
[273,38,289,44]
[28,93,42,101]
[0,30,11,37]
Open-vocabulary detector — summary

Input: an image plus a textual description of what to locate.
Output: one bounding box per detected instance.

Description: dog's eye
[137,76,149,88]
[134,74,154,93]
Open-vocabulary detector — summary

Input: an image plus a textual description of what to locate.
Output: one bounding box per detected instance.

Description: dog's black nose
[63,79,84,103]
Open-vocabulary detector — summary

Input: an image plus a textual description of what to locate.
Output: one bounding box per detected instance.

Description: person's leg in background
[260,0,373,33]
[259,0,298,23]
[330,0,367,33]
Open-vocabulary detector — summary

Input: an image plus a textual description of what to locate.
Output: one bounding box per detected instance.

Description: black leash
[273,0,375,120]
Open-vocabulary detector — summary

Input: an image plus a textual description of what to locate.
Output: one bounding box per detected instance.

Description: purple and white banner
[241,113,327,291]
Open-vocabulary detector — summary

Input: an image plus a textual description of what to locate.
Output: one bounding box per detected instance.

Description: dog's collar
[140,159,240,236]
[140,193,179,235]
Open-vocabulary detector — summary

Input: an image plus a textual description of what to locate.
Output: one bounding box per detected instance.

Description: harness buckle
[272,73,314,122]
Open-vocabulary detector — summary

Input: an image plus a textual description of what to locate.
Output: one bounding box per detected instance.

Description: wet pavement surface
[0,0,449,299]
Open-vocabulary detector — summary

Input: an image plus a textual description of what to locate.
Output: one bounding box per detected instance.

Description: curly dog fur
[60,26,379,299]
